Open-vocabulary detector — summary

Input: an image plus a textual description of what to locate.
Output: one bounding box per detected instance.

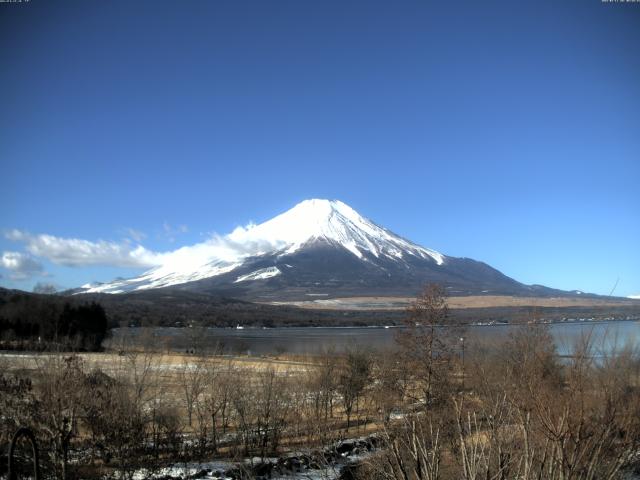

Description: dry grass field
[270,294,640,310]
[0,350,321,390]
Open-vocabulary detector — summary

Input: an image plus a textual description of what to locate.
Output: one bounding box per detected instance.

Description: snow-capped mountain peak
[79,199,445,294]
[227,199,444,263]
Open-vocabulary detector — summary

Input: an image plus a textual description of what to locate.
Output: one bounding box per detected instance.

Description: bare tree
[229,370,254,456]
[338,346,372,431]
[179,355,206,428]
[254,367,291,459]
[309,347,339,426]
[374,415,442,480]
[372,349,405,424]
[34,354,86,480]
[396,283,457,405]
[198,355,234,454]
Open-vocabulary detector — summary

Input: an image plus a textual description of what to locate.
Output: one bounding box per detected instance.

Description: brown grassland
[272,294,640,310]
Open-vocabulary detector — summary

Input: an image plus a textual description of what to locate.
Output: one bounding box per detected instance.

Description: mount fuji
[76,199,568,300]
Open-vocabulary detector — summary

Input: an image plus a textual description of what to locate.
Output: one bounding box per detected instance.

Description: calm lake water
[107,320,640,357]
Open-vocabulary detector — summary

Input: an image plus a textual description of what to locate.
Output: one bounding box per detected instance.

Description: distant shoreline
[111,316,640,332]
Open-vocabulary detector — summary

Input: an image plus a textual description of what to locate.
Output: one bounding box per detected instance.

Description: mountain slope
[76,199,575,300]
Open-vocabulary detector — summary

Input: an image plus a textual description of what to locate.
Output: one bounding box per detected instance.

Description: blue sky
[1,0,639,297]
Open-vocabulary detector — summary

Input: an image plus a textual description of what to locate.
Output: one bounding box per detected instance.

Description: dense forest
[0,290,108,351]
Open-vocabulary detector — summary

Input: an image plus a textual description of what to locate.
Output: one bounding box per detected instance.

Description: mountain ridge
[74,199,592,300]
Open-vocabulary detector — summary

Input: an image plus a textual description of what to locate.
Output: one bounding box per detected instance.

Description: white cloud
[5,230,163,268]
[3,222,288,274]
[0,251,45,280]
[629,294,640,300]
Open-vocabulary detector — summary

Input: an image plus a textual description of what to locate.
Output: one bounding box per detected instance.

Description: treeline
[0,290,109,351]
[3,286,639,335]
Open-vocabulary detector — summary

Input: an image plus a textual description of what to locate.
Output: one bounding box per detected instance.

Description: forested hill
[0,288,108,350]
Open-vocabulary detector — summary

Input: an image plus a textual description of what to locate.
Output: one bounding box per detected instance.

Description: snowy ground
[128,437,379,480]
[132,461,343,480]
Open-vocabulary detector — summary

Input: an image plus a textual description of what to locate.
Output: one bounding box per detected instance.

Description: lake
[106,320,640,357]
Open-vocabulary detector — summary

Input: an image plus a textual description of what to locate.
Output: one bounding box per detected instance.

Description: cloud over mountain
[5,230,162,268]
[3,224,287,273]
[0,251,44,280]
